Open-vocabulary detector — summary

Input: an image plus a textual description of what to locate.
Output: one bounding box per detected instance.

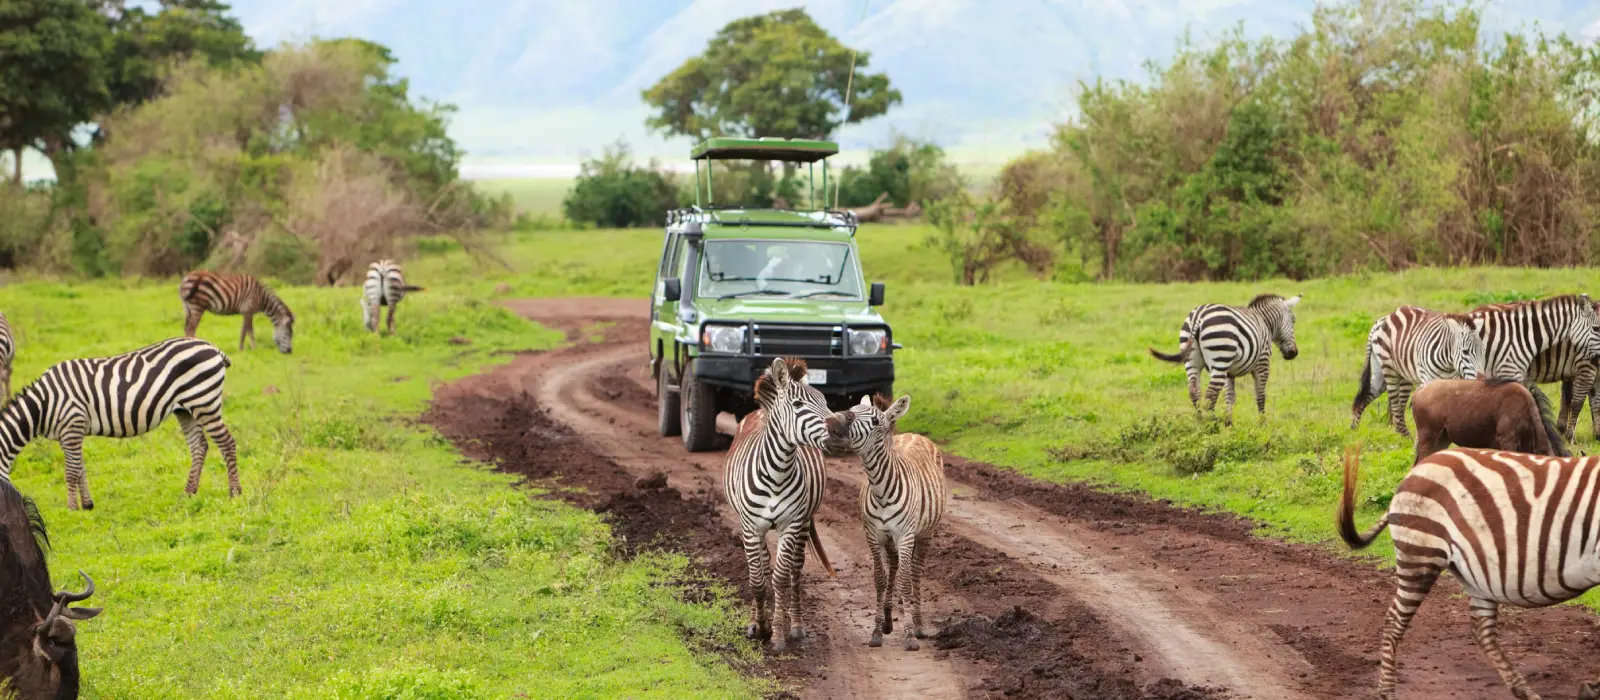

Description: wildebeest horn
[56,571,93,603]
[38,572,96,632]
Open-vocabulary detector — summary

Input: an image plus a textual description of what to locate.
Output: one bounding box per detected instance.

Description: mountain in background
[219,0,1600,168]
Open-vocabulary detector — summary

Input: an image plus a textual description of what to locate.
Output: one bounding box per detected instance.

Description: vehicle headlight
[701,325,747,353]
[848,328,888,356]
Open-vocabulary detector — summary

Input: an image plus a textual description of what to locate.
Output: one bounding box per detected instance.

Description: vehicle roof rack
[691,137,839,163]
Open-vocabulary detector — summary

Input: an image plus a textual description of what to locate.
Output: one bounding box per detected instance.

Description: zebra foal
[840,393,947,651]
[0,338,240,510]
[1340,447,1600,700]
[179,271,295,354]
[362,260,425,335]
[724,357,852,653]
[1148,293,1301,424]
[1351,306,1484,435]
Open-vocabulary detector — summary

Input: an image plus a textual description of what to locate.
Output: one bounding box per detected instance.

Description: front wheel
[657,360,681,437]
[680,360,719,452]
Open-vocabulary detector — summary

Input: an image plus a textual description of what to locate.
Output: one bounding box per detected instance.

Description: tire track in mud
[431,297,1600,700]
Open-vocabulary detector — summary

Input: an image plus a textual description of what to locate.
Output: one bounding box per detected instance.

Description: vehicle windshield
[697,239,863,300]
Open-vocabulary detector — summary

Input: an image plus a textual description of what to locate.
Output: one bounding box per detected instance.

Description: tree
[0,0,110,185]
[642,8,900,141]
[100,0,260,110]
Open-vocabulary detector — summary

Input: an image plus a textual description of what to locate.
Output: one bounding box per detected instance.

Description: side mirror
[664,278,682,303]
[868,282,885,307]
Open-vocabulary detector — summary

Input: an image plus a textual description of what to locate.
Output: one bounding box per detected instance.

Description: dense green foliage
[642,8,899,143]
[987,0,1600,283]
[562,143,680,228]
[0,0,109,180]
[835,135,963,208]
[2,278,761,698]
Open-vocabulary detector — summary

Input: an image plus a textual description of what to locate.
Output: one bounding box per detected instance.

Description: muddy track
[428,297,1600,700]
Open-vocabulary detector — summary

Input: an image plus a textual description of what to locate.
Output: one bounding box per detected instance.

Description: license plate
[805,370,828,385]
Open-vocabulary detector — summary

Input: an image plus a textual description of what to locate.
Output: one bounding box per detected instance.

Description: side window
[669,238,688,278]
[658,233,679,278]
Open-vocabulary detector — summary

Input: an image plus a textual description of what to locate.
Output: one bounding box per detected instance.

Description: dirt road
[427,297,1600,699]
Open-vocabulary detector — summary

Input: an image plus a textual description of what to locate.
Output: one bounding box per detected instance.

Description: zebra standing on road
[1351,306,1484,435]
[179,271,295,354]
[0,311,16,402]
[839,393,947,651]
[0,337,240,510]
[724,357,851,653]
[362,260,425,335]
[1148,293,1302,424]
[1340,447,1600,700]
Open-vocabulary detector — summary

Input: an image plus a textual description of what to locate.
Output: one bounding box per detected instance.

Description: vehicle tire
[657,361,681,437]
[681,360,719,452]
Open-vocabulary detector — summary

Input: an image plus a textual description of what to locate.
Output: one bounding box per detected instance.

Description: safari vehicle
[650,137,897,452]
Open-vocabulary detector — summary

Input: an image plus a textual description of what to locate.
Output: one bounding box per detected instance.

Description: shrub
[924,191,1054,285]
[836,134,963,208]
[562,142,679,228]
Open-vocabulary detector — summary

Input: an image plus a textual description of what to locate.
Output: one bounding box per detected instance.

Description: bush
[836,135,963,208]
[924,191,1054,285]
[562,142,680,228]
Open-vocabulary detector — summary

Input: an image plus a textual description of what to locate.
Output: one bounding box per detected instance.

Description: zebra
[179,271,295,354]
[839,393,947,651]
[1528,339,1600,441]
[0,310,15,402]
[724,357,851,653]
[0,337,240,510]
[1148,293,1301,424]
[1340,447,1600,700]
[1469,294,1600,384]
[1351,306,1484,435]
[362,260,425,335]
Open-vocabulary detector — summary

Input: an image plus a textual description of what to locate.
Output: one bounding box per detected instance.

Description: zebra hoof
[904,637,920,652]
[770,638,788,654]
[868,632,883,647]
[745,623,765,640]
[81,501,93,511]
[787,626,804,643]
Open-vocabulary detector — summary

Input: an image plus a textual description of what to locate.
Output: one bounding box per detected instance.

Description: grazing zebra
[840,394,947,651]
[179,271,295,354]
[1528,339,1600,441]
[1148,294,1302,424]
[362,260,425,335]
[0,338,239,510]
[1469,294,1600,384]
[724,357,851,653]
[0,310,15,402]
[1351,307,1484,435]
[1340,447,1600,700]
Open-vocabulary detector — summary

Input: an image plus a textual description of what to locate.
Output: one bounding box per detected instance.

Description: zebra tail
[1148,341,1189,363]
[808,522,836,579]
[1337,446,1389,550]
[397,285,426,292]
[1530,384,1571,457]
[1352,344,1379,414]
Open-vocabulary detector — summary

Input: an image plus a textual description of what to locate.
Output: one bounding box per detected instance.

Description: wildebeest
[0,479,100,699]
[1410,378,1569,464]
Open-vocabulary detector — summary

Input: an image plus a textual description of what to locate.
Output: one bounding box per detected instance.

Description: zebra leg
[741,529,772,641]
[1386,380,1413,438]
[60,428,91,511]
[1377,563,1439,700]
[240,313,254,351]
[177,412,208,495]
[200,416,242,497]
[386,302,397,335]
[1559,380,1577,441]
[1469,598,1541,700]
[1202,371,1227,420]
[183,304,203,338]
[868,531,888,647]
[910,535,931,640]
[770,527,806,653]
[1252,364,1270,416]
[788,527,808,644]
[1184,358,1202,413]
[882,540,899,635]
[1224,377,1237,426]
[892,537,920,650]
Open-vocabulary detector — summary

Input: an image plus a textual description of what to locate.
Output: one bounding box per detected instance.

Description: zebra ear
[885,395,911,423]
[1285,295,1302,308]
[767,358,792,390]
[859,394,873,408]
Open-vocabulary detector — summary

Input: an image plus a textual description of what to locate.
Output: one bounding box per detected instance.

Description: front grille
[753,325,837,357]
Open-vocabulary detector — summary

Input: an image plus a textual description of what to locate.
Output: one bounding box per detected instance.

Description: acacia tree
[0,0,109,186]
[643,9,900,141]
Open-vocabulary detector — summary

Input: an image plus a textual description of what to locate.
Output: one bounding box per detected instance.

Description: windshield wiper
[717,289,793,300]
[789,290,855,299]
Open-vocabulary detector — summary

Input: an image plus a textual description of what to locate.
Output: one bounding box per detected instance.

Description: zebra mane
[870,392,893,411]
[752,358,809,403]
[1247,294,1284,308]
[1470,294,1586,314]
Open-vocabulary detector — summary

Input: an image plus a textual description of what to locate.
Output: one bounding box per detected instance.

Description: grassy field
[411,225,1600,589]
[0,280,761,698]
[475,178,574,217]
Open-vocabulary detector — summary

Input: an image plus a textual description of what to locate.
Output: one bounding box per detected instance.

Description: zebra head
[755,358,852,450]
[1448,316,1486,379]
[273,315,294,355]
[1251,294,1301,360]
[842,393,910,454]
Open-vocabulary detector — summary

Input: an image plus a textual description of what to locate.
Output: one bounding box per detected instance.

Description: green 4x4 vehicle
[650,137,897,452]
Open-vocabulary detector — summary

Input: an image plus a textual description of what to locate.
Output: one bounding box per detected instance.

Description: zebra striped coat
[1340,448,1600,700]
[0,311,15,402]
[1351,306,1484,436]
[1528,339,1600,440]
[723,358,851,653]
[179,271,295,354]
[0,338,239,510]
[1148,293,1301,424]
[841,394,947,651]
[1469,294,1600,383]
[362,260,424,335]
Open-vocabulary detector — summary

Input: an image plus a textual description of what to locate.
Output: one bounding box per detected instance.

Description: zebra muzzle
[824,411,854,439]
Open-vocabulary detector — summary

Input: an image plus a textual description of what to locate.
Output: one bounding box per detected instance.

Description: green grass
[0,279,761,698]
[476,177,574,217]
[422,225,1600,606]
